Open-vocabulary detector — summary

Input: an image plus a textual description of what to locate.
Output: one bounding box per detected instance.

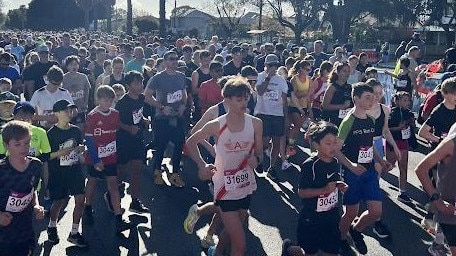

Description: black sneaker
[104,192,114,213]
[83,207,94,225]
[373,221,391,239]
[339,239,356,256]
[281,238,293,256]
[47,227,59,244]
[116,218,133,234]
[349,225,368,254]
[397,192,413,203]
[129,199,149,214]
[67,232,89,247]
[266,167,277,180]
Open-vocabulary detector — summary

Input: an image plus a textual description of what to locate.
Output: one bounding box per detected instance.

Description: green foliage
[27,0,84,30]
[5,5,27,29]
[134,16,159,33]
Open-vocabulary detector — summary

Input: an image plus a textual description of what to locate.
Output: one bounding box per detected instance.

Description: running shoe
[286,146,297,157]
[67,232,88,247]
[281,238,293,256]
[201,235,216,248]
[183,204,200,234]
[349,225,367,254]
[397,192,413,203]
[83,207,94,225]
[207,245,216,256]
[266,167,277,180]
[421,217,436,234]
[47,227,60,244]
[281,160,292,170]
[116,218,133,234]
[339,239,357,256]
[372,221,391,239]
[154,170,165,185]
[169,173,185,187]
[129,199,149,214]
[428,242,450,256]
[104,192,114,213]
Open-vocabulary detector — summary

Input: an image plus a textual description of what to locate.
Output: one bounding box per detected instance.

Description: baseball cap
[13,101,35,115]
[265,54,279,65]
[36,45,49,53]
[177,60,187,68]
[0,91,19,104]
[53,99,76,112]
[231,46,242,55]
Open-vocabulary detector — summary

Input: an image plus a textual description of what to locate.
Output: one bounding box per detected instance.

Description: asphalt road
[29,133,438,256]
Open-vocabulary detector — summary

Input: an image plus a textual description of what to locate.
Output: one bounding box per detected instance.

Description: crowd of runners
[0,30,456,256]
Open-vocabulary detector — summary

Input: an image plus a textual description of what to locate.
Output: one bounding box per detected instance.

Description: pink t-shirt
[198,79,223,114]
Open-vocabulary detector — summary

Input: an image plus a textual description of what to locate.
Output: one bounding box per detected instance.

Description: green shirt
[0,125,51,157]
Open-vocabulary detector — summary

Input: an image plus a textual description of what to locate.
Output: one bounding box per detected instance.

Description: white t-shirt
[254,71,288,117]
[30,86,74,127]
[448,122,456,137]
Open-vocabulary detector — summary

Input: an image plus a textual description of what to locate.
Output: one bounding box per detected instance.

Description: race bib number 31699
[224,168,250,191]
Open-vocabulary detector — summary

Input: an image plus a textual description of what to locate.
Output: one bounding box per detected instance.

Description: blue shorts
[373,137,385,159]
[342,168,382,205]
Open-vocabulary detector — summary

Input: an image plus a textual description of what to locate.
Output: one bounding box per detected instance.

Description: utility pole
[159,0,166,37]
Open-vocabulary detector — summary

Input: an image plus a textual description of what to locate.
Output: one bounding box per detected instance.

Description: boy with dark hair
[337,82,392,255]
[46,99,87,247]
[0,91,19,126]
[84,85,132,232]
[198,61,224,114]
[0,120,45,256]
[116,71,149,213]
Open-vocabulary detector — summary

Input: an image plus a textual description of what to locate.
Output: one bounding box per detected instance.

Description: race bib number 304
[60,150,79,166]
[98,141,116,158]
[316,189,338,212]
[5,189,34,212]
[224,168,250,191]
[358,146,373,164]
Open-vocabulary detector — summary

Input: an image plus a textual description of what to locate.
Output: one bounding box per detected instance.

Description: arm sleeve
[85,136,100,164]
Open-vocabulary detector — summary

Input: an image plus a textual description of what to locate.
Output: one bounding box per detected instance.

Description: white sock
[71,223,79,235]
[48,220,57,228]
[435,231,445,245]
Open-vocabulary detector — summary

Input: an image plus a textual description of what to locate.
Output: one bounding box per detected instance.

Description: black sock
[85,205,92,211]
[115,214,122,222]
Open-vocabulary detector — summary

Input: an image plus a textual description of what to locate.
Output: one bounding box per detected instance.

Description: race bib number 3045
[5,189,34,212]
[316,189,338,212]
[224,168,250,191]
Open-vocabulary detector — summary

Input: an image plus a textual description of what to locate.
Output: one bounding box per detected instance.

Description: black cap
[53,99,76,112]
[231,46,242,54]
[0,91,19,104]
[13,101,35,114]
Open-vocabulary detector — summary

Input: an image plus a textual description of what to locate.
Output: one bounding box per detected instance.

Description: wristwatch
[429,193,440,202]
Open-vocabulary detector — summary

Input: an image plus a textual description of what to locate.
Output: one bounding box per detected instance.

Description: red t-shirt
[85,107,120,165]
[198,79,223,114]
[422,92,441,117]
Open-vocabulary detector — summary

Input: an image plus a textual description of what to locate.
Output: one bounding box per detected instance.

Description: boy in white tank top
[186,76,263,256]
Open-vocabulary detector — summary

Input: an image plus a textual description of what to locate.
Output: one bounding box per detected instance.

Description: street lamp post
[334,0,346,43]
[159,0,166,37]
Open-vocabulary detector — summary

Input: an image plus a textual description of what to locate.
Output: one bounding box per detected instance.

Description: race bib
[338,108,351,119]
[316,189,338,212]
[71,90,84,100]
[264,90,279,101]
[401,126,411,140]
[167,90,183,104]
[132,107,143,125]
[358,146,373,163]
[224,168,251,191]
[396,80,408,88]
[60,149,79,166]
[5,189,34,213]
[98,141,116,158]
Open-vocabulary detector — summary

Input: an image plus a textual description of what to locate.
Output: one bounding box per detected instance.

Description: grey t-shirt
[62,72,91,112]
[147,70,186,118]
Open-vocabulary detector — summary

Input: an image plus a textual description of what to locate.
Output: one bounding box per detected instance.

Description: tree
[213,0,246,38]
[75,0,94,29]
[417,0,456,47]
[134,16,159,33]
[27,0,84,30]
[5,5,27,29]
[159,0,166,37]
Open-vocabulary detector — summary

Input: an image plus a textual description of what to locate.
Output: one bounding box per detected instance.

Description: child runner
[281,121,349,256]
[0,121,45,256]
[0,77,13,93]
[309,61,332,121]
[186,76,263,256]
[0,91,19,126]
[84,85,132,233]
[198,61,224,115]
[386,91,415,203]
[336,83,392,256]
[46,99,87,247]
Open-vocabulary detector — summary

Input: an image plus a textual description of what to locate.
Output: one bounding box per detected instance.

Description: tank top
[324,82,353,126]
[311,77,327,109]
[435,135,456,224]
[396,72,412,94]
[290,75,310,108]
[213,114,257,201]
[109,74,125,86]
[374,105,385,137]
[197,68,211,88]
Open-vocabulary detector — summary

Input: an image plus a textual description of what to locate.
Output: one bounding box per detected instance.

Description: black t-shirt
[185,61,199,78]
[425,102,456,141]
[0,157,42,245]
[243,55,254,67]
[115,93,146,139]
[299,156,341,220]
[389,107,414,141]
[395,72,413,94]
[324,82,353,126]
[223,60,245,76]
[22,61,60,91]
[47,124,83,171]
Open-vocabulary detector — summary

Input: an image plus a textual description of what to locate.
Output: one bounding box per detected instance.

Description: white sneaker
[183,204,200,234]
[281,160,292,170]
[421,217,436,234]
[428,242,450,256]
[201,234,216,248]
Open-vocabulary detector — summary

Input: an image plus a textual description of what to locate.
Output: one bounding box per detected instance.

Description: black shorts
[0,242,34,256]
[48,167,85,201]
[297,212,340,254]
[88,164,117,178]
[256,114,285,137]
[440,223,456,246]
[71,111,86,124]
[215,195,251,212]
[311,108,322,120]
[117,136,146,164]
[288,107,307,115]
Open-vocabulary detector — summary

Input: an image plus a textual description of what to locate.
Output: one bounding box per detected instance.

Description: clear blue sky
[3,0,205,17]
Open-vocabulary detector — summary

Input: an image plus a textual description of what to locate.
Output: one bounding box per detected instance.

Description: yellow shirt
[290,75,310,108]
